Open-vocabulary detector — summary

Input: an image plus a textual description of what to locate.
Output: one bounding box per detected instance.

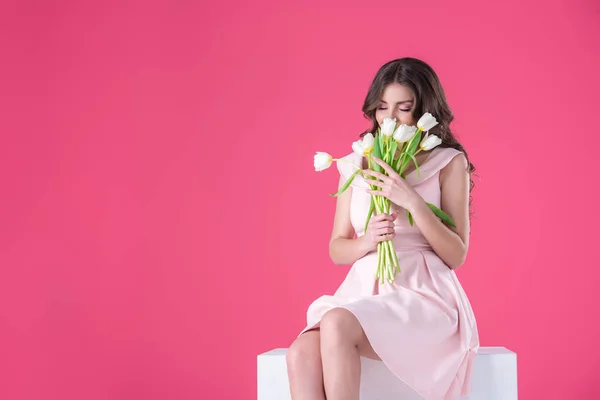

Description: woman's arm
[328,177,373,265]
[408,153,470,270]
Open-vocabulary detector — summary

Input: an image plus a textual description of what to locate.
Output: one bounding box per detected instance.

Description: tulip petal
[314,152,333,171]
[381,117,397,136]
[363,133,375,151]
[393,124,418,143]
[352,141,364,157]
[417,112,439,131]
[420,134,442,151]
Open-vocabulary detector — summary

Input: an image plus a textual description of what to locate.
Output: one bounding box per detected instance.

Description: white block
[257,346,517,400]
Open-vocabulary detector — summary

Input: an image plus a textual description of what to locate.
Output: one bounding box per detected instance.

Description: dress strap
[404,146,464,186]
[336,147,464,187]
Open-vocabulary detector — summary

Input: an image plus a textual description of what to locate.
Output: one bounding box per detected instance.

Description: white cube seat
[257,346,517,399]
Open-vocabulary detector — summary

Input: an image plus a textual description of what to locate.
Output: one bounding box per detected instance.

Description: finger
[366,189,389,199]
[363,170,388,182]
[376,222,395,231]
[376,232,395,242]
[370,216,392,229]
[364,178,384,188]
[371,214,386,222]
[381,234,395,242]
[371,157,399,178]
[382,220,396,229]
[372,221,391,230]
[373,213,388,222]
[369,213,395,229]
[376,227,395,236]
[370,219,389,229]
[370,227,394,237]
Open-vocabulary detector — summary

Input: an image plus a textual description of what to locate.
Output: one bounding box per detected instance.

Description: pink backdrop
[1,1,599,399]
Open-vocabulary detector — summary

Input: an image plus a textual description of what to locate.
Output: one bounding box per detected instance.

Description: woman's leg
[320,308,380,400]
[286,328,326,400]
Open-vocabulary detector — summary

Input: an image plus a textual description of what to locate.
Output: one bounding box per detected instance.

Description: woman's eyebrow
[380,100,414,105]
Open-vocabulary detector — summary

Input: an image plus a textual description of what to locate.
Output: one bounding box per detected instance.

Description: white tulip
[417,112,439,131]
[420,134,442,151]
[352,133,375,157]
[314,152,333,171]
[351,141,364,156]
[381,117,397,137]
[362,133,374,151]
[393,124,417,143]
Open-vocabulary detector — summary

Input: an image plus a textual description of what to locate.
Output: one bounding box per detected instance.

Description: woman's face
[375,83,417,128]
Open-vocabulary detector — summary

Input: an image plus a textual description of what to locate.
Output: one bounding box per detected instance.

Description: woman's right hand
[360,210,400,252]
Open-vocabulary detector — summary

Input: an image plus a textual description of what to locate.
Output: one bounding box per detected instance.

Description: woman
[286,57,480,400]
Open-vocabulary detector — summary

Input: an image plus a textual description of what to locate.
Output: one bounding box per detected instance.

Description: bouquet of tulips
[313,112,456,284]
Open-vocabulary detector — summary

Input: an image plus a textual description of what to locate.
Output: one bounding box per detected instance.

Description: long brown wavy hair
[360,57,477,213]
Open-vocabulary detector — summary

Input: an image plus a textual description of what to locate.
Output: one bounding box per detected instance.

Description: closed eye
[378,107,412,112]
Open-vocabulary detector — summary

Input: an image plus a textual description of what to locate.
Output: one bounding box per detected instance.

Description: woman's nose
[385,110,398,121]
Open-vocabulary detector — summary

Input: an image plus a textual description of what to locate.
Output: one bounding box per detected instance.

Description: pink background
[1,1,599,399]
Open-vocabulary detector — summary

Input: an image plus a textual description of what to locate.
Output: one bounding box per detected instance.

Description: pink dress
[297,146,480,400]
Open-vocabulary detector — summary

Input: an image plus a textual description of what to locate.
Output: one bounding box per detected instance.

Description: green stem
[371,190,405,283]
[398,129,423,175]
[377,242,383,281]
[333,158,363,172]
[385,136,392,160]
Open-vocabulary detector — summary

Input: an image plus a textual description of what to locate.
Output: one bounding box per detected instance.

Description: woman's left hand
[363,157,422,212]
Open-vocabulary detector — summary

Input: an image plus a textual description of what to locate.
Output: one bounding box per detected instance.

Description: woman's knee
[287,330,321,368]
[320,308,361,343]
[320,308,380,359]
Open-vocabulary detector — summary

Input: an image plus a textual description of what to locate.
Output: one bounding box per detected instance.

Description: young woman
[286,57,480,400]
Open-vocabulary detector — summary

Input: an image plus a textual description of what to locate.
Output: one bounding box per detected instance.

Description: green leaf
[394,142,406,170]
[383,137,390,160]
[373,134,383,173]
[400,131,422,172]
[388,140,398,167]
[406,209,414,226]
[426,203,456,227]
[329,168,362,197]
[364,196,375,233]
[404,153,421,178]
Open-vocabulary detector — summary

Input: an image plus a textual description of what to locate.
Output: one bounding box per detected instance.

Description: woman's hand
[359,210,400,252]
[363,156,422,212]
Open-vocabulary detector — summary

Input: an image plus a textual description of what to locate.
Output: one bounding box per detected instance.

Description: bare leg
[286,328,326,400]
[320,308,380,400]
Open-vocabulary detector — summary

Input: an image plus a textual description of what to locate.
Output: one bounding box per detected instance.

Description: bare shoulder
[438,150,470,242]
[440,151,468,185]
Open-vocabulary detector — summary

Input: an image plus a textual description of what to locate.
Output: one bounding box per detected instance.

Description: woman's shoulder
[436,146,469,180]
[336,151,367,188]
[433,146,466,168]
[436,145,464,157]
[406,146,465,185]
[340,151,363,164]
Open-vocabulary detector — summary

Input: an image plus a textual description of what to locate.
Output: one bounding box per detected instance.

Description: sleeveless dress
[297,146,480,400]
